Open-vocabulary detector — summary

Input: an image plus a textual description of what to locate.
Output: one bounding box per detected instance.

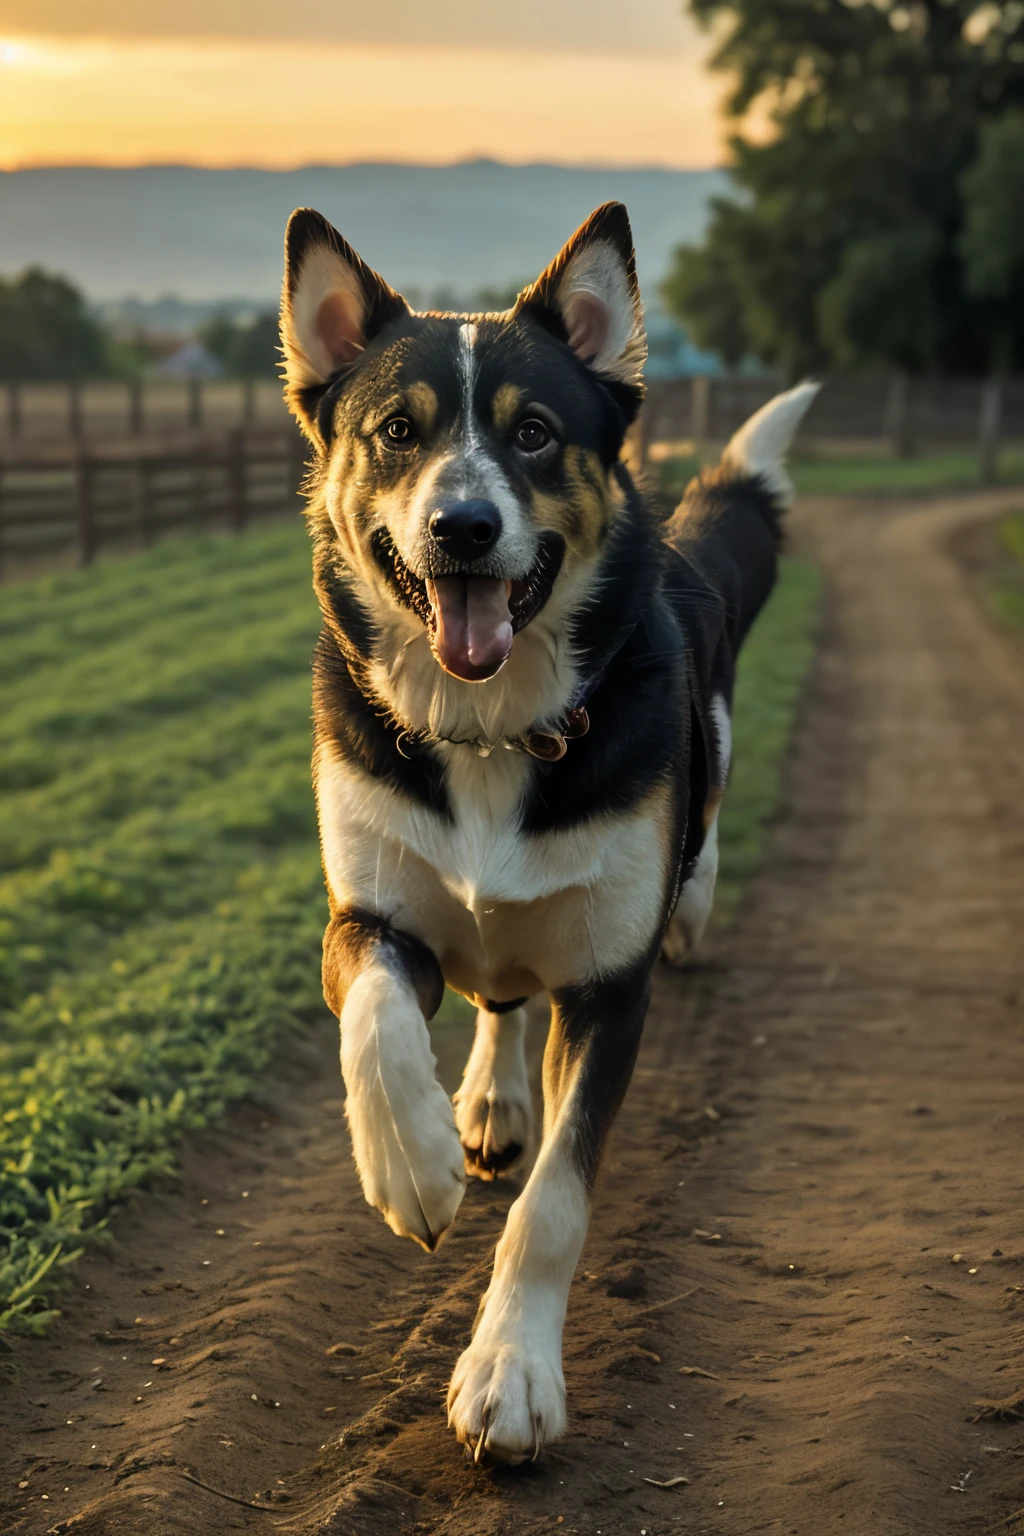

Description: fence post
[691,374,710,446]
[227,428,248,530]
[7,382,22,439]
[188,377,204,432]
[135,456,154,547]
[885,372,914,458]
[193,447,207,533]
[128,378,144,436]
[242,377,256,428]
[68,380,83,439]
[0,461,5,581]
[978,377,1003,485]
[75,448,97,565]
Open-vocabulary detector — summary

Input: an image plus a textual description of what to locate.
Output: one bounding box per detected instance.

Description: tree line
[664,0,1024,378]
[0,268,280,382]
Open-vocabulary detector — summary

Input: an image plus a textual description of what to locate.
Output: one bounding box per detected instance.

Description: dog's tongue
[426,576,513,682]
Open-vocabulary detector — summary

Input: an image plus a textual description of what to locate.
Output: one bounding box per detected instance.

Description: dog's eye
[381,416,414,447]
[514,418,551,453]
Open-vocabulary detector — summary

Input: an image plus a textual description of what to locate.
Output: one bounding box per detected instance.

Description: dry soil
[2,490,1023,1536]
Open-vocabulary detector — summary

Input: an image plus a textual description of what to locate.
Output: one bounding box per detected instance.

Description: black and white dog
[278,201,816,1464]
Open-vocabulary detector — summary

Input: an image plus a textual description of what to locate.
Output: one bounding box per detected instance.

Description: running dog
[278,200,817,1463]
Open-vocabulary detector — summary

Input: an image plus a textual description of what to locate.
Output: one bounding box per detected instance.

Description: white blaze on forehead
[458,321,480,448]
[459,321,478,370]
[385,315,532,580]
[417,318,529,566]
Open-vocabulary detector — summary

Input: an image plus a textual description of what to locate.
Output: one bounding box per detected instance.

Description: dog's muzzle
[371,528,565,684]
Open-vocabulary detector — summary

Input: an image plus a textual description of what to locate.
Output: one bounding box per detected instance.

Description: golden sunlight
[0,34,729,170]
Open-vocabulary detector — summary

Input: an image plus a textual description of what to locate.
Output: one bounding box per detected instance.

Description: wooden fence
[0,429,307,575]
[640,373,1024,474]
[4,372,1022,456]
[0,377,290,444]
[3,371,1023,574]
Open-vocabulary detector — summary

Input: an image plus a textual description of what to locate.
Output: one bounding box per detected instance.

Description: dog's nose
[428,499,502,562]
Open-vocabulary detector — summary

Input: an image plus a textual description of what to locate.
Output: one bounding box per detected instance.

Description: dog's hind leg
[447,962,650,1463]
[662,815,719,967]
[322,908,466,1252]
[453,1003,534,1180]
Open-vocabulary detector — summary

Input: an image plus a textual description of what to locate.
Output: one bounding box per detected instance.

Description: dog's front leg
[323,907,466,1252]
[447,964,650,1462]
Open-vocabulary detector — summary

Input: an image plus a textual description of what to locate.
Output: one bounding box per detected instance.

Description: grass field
[987,511,1024,630]
[656,446,1024,499]
[0,522,820,1333]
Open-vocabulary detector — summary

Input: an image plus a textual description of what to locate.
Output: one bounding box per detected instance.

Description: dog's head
[281,202,645,688]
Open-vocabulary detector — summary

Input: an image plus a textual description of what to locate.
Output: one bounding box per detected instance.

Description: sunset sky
[0,0,732,170]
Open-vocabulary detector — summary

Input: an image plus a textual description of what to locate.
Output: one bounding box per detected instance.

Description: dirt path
[3,491,1024,1536]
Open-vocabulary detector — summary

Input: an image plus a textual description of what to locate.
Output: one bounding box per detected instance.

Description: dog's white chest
[316,743,668,997]
[431,748,607,907]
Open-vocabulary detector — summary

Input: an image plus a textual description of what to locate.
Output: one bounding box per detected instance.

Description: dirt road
[2,491,1023,1536]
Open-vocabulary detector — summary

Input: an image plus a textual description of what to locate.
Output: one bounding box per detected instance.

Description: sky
[0,0,732,170]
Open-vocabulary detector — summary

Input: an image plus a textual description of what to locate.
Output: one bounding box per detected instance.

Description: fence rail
[3,372,1023,575]
[5,372,1023,454]
[0,429,307,574]
[640,372,1024,460]
[0,377,290,444]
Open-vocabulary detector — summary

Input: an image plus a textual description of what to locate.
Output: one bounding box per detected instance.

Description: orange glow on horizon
[0,34,734,171]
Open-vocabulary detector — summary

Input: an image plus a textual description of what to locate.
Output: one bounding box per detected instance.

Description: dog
[277,199,817,1464]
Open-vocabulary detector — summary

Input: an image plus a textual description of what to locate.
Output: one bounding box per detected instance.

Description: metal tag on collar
[520,730,568,762]
[518,705,590,762]
[562,706,590,740]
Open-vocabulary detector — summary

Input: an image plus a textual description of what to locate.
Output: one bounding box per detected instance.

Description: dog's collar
[397,704,590,763]
[395,620,638,764]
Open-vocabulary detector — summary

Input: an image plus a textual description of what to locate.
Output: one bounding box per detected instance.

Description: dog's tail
[665,381,820,652]
[719,379,820,511]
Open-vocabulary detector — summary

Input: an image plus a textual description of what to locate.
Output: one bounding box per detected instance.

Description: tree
[198,312,280,377]
[0,268,110,380]
[661,241,750,369]
[959,108,1024,367]
[664,1,1024,376]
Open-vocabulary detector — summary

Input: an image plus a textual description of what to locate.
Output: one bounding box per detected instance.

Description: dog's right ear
[280,208,409,437]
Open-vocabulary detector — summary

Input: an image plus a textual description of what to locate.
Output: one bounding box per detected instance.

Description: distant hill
[0,162,728,306]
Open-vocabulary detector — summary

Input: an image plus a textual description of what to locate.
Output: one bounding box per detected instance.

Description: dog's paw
[341,971,466,1251]
[447,1326,566,1464]
[454,1079,532,1179]
[453,1007,532,1180]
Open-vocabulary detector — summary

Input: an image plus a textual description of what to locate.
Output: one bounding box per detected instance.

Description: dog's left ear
[280,207,409,436]
[517,202,646,391]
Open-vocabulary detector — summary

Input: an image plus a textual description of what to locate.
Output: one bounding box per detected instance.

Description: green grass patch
[988,510,1024,630]
[716,558,821,913]
[0,523,819,1333]
[793,447,1024,496]
[0,524,328,1333]
[655,446,1024,499]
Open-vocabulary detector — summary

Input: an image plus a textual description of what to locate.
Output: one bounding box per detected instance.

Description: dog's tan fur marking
[529,446,617,556]
[322,908,443,1021]
[491,382,524,433]
[406,380,440,436]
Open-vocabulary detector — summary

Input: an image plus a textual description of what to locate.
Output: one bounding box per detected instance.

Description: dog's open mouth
[371,530,564,682]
